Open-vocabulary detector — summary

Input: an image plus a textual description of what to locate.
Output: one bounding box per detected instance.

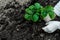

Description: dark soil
[0,0,60,40]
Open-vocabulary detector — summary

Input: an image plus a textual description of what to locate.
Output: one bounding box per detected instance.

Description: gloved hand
[54,1,60,16]
[42,21,60,33]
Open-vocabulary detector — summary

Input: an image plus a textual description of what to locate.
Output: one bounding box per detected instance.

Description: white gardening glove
[54,1,60,16]
[42,21,60,33]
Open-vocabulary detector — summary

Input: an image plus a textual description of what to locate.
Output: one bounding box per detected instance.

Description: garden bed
[0,0,60,40]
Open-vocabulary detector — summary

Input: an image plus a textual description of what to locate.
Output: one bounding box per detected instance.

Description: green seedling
[45,5,56,19]
[24,3,56,22]
[24,3,42,22]
[40,5,56,20]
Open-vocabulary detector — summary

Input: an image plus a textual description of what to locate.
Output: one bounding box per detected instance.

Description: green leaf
[29,5,35,10]
[32,14,39,22]
[24,14,31,20]
[41,8,47,19]
[35,13,40,15]
[36,9,41,13]
[45,5,54,12]
[34,3,42,9]
[25,8,33,15]
[49,11,56,19]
